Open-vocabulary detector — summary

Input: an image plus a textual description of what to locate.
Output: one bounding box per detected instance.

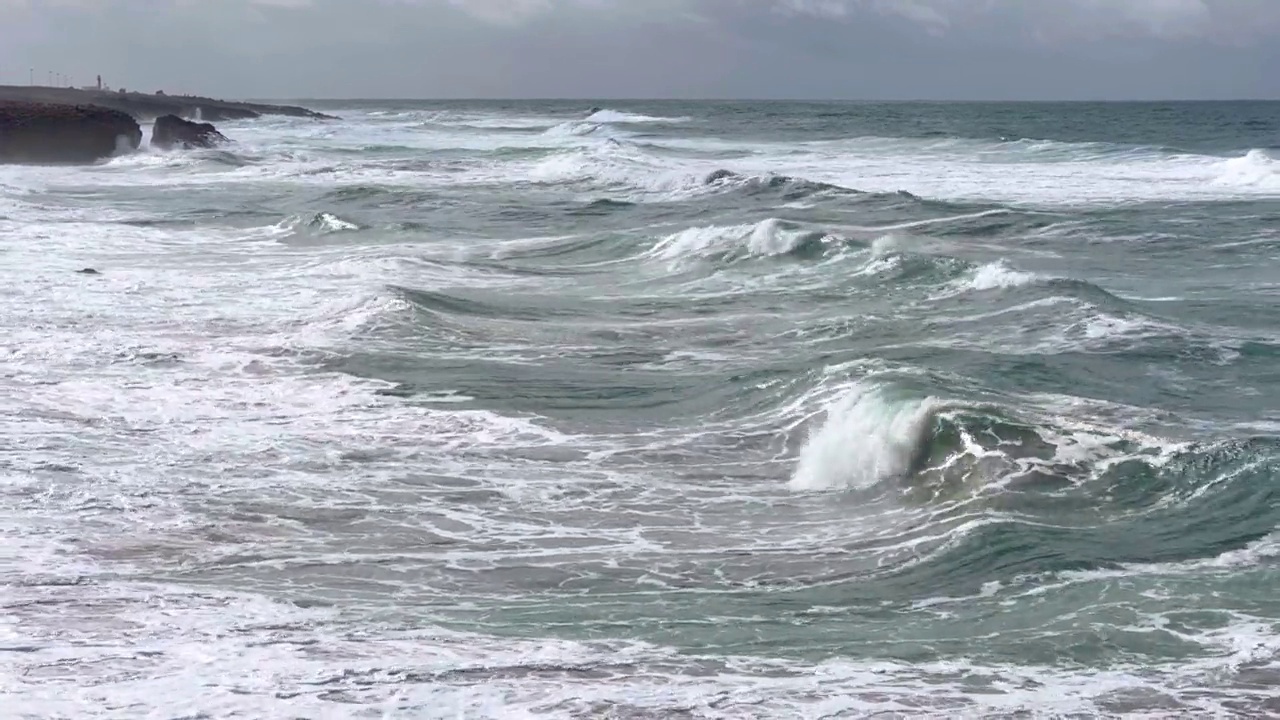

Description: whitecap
[585,108,690,123]
[790,382,948,491]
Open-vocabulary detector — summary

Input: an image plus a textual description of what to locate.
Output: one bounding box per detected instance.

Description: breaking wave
[647,218,832,264]
[791,382,955,491]
[584,108,691,124]
[6,98,1279,720]
[1214,148,1280,189]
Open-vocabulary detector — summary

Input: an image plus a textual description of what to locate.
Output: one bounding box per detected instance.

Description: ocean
[1,100,1278,718]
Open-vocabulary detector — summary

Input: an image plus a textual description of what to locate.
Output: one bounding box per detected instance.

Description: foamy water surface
[2,100,1279,719]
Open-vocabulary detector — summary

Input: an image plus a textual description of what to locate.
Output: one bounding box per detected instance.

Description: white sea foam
[16,111,1271,209]
[543,120,608,137]
[585,108,690,123]
[704,137,1280,206]
[931,297,1195,357]
[790,382,947,491]
[202,113,1269,208]
[528,135,1280,207]
[307,210,360,233]
[966,260,1041,291]
[3,104,1275,720]
[648,218,828,265]
[3,579,1272,719]
[1213,148,1280,190]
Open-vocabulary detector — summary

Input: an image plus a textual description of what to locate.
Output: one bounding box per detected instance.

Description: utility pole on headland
[29,68,33,86]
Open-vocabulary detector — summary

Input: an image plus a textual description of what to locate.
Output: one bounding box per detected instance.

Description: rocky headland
[151,114,229,150]
[0,85,335,164]
[0,101,142,164]
[0,85,335,122]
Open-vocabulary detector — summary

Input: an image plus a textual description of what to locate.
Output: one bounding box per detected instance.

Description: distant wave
[701,168,857,200]
[584,108,691,124]
[786,378,1197,496]
[956,260,1042,292]
[791,381,956,491]
[1214,149,1280,189]
[305,211,361,234]
[542,121,608,138]
[647,218,832,265]
[811,134,1180,162]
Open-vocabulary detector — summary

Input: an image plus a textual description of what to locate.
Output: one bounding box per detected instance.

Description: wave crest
[1214,149,1280,190]
[788,380,1187,496]
[543,121,606,137]
[791,383,953,491]
[648,218,831,265]
[584,109,689,124]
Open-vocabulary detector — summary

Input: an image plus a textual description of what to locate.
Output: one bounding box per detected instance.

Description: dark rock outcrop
[704,168,738,184]
[0,85,337,122]
[151,114,228,150]
[0,101,141,164]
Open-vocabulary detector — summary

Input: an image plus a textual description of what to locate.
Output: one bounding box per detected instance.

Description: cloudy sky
[1,0,1277,100]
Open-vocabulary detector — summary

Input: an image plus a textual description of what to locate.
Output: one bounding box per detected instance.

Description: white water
[647,218,827,264]
[791,382,946,490]
[2,104,1278,719]
[24,111,1276,209]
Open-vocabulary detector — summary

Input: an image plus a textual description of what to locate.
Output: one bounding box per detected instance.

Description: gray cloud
[443,0,1280,42]
[0,0,1276,99]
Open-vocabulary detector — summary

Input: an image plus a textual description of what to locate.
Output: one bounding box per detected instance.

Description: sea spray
[791,382,947,491]
[648,218,830,265]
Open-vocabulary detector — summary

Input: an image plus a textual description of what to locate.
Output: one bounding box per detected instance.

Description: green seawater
[1,100,1278,718]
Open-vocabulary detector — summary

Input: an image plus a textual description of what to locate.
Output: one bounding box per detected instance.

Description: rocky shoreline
[0,86,335,165]
[0,85,335,122]
[151,114,228,150]
[0,101,142,164]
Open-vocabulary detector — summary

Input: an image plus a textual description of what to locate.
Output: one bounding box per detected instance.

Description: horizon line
[252,96,1280,104]
[6,85,1276,104]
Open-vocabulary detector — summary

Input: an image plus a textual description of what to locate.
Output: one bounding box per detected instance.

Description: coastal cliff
[0,101,142,164]
[152,114,228,150]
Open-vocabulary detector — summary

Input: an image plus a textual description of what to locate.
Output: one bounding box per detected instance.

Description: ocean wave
[878,433,1280,604]
[543,121,609,138]
[524,148,883,204]
[485,231,627,262]
[848,244,1140,311]
[961,259,1042,291]
[599,139,1280,207]
[8,99,1279,720]
[584,108,690,124]
[647,218,833,265]
[302,211,361,234]
[702,168,857,200]
[940,260,1134,303]
[787,377,1199,497]
[706,136,1280,205]
[781,377,1279,611]
[314,185,442,208]
[790,382,954,491]
[389,285,583,323]
[188,149,254,167]
[1213,148,1280,189]
[812,133,1180,163]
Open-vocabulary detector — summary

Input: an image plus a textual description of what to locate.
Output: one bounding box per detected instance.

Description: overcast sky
[1,0,1277,100]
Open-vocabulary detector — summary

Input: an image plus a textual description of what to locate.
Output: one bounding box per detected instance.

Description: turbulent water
[2,100,1279,718]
